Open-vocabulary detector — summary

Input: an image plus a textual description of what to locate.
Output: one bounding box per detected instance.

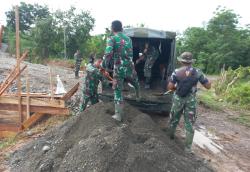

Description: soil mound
[10,102,212,172]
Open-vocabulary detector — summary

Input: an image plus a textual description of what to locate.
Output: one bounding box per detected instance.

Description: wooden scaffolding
[0,6,79,138]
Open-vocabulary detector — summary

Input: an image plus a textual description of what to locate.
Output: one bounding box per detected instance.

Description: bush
[226,83,250,106]
[214,66,250,108]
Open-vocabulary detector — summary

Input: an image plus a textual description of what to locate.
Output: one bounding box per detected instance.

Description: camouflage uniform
[144,46,159,85]
[79,63,103,112]
[74,51,82,78]
[103,32,140,120]
[169,66,209,150]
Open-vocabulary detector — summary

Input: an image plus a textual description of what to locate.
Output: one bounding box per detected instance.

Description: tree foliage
[5,2,95,59]
[53,7,95,57]
[5,2,50,32]
[32,17,56,57]
[177,7,250,73]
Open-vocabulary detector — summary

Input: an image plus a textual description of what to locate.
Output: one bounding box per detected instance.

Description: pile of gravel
[10,102,212,172]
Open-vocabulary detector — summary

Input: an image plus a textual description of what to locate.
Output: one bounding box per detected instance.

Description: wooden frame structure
[0,68,79,137]
[0,6,79,138]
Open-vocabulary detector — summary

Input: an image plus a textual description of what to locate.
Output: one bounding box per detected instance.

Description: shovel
[153,90,173,96]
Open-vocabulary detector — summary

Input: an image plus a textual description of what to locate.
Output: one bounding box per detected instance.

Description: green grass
[198,89,250,128]
[0,137,16,150]
[229,113,250,128]
[197,90,225,111]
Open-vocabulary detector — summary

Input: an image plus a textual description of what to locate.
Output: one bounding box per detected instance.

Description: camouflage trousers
[169,93,197,149]
[75,60,82,77]
[79,92,99,112]
[144,56,157,78]
[113,63,140,105]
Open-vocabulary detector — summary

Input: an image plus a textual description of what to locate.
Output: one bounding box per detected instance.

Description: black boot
[75,70,79,79]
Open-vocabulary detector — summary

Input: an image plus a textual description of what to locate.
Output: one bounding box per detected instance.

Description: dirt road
[193,106,250,172]
[151,102,250,172]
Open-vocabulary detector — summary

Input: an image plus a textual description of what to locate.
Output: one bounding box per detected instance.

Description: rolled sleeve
[169,71,177,84]
[197,69,209,85]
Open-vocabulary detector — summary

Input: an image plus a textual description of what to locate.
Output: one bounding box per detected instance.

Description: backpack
[175,68,198,97]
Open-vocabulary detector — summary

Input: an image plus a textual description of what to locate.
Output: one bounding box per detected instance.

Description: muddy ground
[1,53,250,171]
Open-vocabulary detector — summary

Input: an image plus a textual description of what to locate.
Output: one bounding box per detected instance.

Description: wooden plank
[0,110,25,117]
[3,93,63,98]
[0,104,69,115]
[0,110,18,115]
[0,65,27,96]
[0,124,19,132]
[0,131,17,138]
[16,5,23,127]
[22,113,44,129]
[0,110,19,122]
[62,82,79,100]
[0,96,65,108]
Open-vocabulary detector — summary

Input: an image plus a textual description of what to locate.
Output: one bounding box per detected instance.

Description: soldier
[102,20,140,121]
[136,42,159,89]
[167,52,211,153]
[79,54,102,112]
[74,50,83,79]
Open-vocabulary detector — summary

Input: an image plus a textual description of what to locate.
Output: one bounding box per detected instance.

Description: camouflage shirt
[74,52,82,62]
[103,32,133,70]
[144,46,159,78]
[83,63,102,96]
[144,46,159,63]
[170,66,209,95]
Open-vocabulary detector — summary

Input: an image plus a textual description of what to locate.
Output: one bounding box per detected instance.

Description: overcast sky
[1,0,250,35]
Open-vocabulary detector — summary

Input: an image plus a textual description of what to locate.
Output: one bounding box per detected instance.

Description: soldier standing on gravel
[136,42,159,89]
[102,20,141,121]
[74,50,83,79]
[167,52,211,153]
[79,54,103,112]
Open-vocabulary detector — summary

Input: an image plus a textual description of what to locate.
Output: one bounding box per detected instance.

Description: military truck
[99,27,176,114]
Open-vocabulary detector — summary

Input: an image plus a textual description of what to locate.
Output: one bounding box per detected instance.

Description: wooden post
[26,69,30,119]
[15,6,23,129]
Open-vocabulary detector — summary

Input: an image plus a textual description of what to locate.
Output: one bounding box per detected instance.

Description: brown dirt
[44,59,75,69]
[193,106,250,172]
[150,106,250,172]
[9,102,212,172]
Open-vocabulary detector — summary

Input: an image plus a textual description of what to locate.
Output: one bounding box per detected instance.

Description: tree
[206,8,246,72]
[5,2,50,32]
[85,35,106,58]
[53,7,95,57]
[32,17,56,58]
[177,27,209,71]
[177,7,250,73]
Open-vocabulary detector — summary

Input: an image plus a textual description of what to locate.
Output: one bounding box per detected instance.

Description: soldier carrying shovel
[167,52,211,153]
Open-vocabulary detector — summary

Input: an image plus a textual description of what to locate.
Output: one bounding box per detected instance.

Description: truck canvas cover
[123,27,176,39]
